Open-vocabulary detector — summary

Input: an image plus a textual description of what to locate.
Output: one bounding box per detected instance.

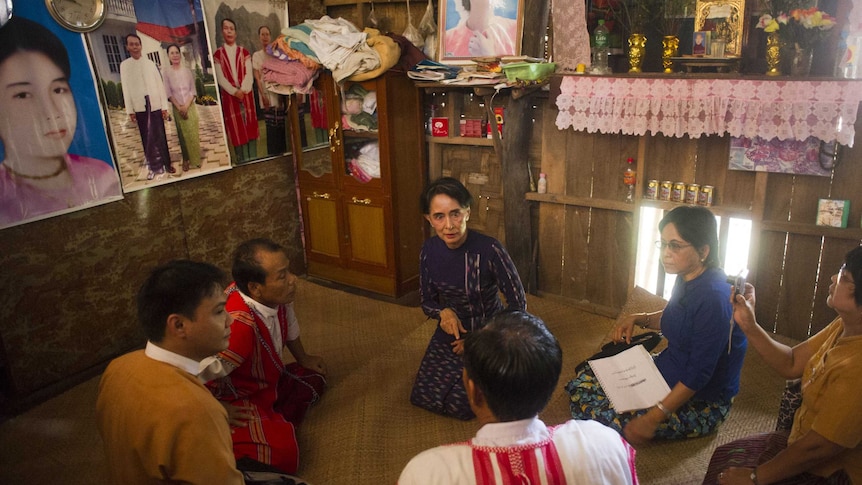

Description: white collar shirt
[144,341,203,377]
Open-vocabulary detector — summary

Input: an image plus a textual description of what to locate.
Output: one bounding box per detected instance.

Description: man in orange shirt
[96,260,243,484]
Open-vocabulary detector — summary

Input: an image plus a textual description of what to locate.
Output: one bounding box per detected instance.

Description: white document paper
[588,345,671,413]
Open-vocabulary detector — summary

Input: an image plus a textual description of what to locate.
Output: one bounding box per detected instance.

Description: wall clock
[0,0,12,29]
[45,0,106,33]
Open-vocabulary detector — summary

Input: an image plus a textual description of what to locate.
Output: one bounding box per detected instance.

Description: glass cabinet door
[340,82,383,190]
[294,86,333,181]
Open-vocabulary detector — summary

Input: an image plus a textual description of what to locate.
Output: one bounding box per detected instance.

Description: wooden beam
[521,0,550,58]
[496,92,537,285]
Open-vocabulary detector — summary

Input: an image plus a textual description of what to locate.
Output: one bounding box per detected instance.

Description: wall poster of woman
[0,4,123,230]
[85,0,232,192]
[202,0,290,165]
[438,0,524,62]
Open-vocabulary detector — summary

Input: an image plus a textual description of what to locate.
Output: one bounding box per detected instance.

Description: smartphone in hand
[728,269,749,296]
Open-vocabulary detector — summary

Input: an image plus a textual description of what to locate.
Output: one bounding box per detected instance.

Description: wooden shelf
[425,135,495,146]
[525,192,635,213]
[526,194,758,218]
[640,199,753,219]
[761,221,862,240]
[343,130,379,140]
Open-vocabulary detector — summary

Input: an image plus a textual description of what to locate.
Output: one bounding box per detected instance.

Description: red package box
[460,119,482,137]
[494,107,504,136]
[431,117,449,137]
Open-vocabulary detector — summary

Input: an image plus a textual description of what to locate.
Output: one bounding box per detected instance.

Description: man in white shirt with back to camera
[399,310,639,485]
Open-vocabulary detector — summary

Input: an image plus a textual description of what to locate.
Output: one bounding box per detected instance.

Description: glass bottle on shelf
[537,173,548,194]
[623,157,636,203]
[425,104,438,135]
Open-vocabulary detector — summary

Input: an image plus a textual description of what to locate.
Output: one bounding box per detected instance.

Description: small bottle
[537,173,548,194]
[623,157,636,203]
[592,20,610,75]
[426,104,438,135]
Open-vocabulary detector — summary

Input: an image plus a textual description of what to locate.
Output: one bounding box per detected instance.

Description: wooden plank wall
[537,99,862,339]
[537,104,638,312]
[327,2,428,34]
[439,145,506,242]
[755,136,862,341]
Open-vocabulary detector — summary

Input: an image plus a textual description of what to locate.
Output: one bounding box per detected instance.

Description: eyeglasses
[837,264,855,286]
[655,240,692,253]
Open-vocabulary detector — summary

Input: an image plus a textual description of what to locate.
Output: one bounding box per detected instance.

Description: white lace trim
[555,77,862,147]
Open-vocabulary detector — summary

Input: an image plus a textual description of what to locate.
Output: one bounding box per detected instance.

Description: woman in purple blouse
[409,177,526,420]
[162,44,200,172]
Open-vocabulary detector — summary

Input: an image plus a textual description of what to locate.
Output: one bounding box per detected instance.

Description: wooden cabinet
[291,71,427,297]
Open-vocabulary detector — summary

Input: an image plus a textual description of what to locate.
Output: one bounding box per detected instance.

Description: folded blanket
[347,28,402,82]
[262,56,318,94]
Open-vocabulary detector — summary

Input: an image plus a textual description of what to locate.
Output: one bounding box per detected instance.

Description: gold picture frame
[694,0,745,58]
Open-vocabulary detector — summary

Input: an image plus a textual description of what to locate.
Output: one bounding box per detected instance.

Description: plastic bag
[423,32,437,60]
[402,0,424,49]
[366,1,378,29]
[419,0,437,58]
[418,0,436,36]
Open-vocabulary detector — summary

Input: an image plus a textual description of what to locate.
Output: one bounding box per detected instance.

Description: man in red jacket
[204,238,326,474]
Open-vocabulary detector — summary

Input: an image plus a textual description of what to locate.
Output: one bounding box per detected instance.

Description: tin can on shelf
[645,180,659,199]
[698,185,714,206]
[685,184,700,204]
[672,182,686,202]
[660,181,673,201]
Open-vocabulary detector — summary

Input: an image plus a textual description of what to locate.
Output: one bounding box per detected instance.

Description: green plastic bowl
[502,62,557,82]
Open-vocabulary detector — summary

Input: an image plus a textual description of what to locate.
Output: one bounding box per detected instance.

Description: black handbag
[237,457,309,485]
[575,331,663,374]
[775,379,802,432]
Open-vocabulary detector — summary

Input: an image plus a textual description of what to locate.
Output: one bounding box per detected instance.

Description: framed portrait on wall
[86,0,232,193]
[202,0,291,166]
[438,0,524,62]
[0,2,123,230]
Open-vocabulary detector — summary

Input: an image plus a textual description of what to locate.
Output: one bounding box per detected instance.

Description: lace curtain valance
[555,76,862,147]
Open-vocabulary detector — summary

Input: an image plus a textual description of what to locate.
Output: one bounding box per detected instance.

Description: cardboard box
[431,117,449,137]
[816,199,850,228]
[460,119,483,138]
[494,107,504,137]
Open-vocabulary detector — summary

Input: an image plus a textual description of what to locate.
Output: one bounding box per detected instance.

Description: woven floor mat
[293,279,785,485]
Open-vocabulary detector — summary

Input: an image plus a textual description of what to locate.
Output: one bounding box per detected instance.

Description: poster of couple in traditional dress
[84,0,233,192]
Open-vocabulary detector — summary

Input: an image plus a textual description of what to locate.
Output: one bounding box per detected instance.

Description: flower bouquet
[756,1,836,75]
[757,8,836,48]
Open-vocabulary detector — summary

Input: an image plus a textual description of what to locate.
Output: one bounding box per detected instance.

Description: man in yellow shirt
[96,260,243,484]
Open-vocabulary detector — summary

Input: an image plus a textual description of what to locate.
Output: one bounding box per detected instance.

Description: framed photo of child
[438,0,525,62]
[692,31,711,56]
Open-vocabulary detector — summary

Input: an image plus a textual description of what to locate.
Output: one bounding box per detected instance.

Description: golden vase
[662,36,680,74]
[766,31,781,76]
[628,33,646,73]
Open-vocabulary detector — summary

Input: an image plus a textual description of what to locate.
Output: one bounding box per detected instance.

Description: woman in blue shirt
[566,206,747,444]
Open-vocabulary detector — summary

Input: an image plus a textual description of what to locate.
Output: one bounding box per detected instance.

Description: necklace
[4,161,67,180]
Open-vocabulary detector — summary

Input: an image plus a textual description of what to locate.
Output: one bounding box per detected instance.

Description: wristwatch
[750,467,759,484]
